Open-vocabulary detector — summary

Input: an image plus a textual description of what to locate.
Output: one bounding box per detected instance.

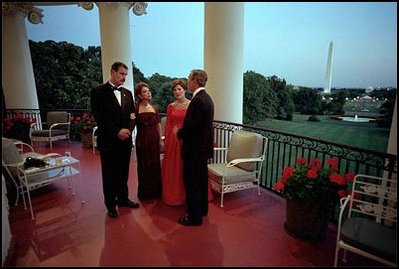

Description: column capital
[2,2,43,24]
[130,2,148,16]
[82,2,147,16]
[78,2,95,11]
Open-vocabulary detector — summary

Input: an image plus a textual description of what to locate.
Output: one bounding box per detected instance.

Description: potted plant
[274,157,355,241]
[2,114,36,144]
[71,112,96,148]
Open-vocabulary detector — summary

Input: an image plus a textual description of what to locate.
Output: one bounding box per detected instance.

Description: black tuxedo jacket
[90,82,135,151]
[177,89,214,161]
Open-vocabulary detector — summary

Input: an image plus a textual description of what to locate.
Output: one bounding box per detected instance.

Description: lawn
[256,114,390,153]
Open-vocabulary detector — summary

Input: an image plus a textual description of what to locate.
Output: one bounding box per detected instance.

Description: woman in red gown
[161,79,213,206]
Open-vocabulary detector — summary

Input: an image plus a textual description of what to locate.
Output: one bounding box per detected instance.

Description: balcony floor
[3,141,383,267]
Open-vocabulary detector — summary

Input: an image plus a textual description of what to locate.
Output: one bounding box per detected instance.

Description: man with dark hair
[91,61,139,218]
[177,69,214,226]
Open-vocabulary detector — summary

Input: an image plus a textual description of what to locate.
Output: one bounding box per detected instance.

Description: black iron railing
[211,120,397,195]
[3,109,397,193]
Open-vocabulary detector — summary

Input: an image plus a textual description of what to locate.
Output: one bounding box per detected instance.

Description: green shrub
[308,115,320,122]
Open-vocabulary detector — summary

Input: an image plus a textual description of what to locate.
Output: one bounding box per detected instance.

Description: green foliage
[146,73,174,108]
[274,157,354,208]
[70,112,96,141]
[292,87,322,114]
[2,114,35,143]
[257,114,390,152]
[268,76,295,120]
[243,71,278,124]
[325,90,347,115]
[377,90,397,128]
[132,62,149,85]
[307,115,320,122]
[29,40,102,110]
[28,40,396,131]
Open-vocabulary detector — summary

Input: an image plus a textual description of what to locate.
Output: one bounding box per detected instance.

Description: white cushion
[208,163,256,184]
[226,130,263,171]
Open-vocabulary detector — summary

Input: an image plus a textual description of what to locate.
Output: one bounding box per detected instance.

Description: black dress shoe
[117,199,139,209]
[178,217,202,226]
[107,208,118,218]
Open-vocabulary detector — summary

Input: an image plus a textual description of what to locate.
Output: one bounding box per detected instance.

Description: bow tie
[112,86,121,92]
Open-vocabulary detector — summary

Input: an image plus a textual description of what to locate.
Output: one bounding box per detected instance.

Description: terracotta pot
[80,132,92,149]
[284,199,329,242]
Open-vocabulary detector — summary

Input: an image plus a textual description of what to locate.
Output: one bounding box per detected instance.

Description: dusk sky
[26,2,397,89]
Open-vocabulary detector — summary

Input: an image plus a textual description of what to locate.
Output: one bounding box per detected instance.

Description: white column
[387,95,397,155]
[2,175,12,266]
[96,3,134,91]
[2,11,39,109]
[204,3,244,123]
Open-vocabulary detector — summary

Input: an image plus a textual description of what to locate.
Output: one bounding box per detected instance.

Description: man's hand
[118,128,131,141]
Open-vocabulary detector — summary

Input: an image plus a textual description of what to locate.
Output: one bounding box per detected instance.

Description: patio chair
[208,130,267,207]
[334,174,397,267]
[30,111,71,151]
[2,137,79,220]
[92,126,98,154]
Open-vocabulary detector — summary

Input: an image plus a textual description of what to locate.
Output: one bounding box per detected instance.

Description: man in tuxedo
[91,61,139,218]
[177,69,214,226]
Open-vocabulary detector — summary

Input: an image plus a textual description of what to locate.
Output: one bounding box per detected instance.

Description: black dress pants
[183,158,209,223]
[99,148,131,210]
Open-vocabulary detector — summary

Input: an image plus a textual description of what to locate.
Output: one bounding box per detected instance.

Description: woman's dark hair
[134,82,150,102]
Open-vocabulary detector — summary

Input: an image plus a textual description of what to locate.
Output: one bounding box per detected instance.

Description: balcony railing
[4,109,397,195]
[211,120,397,194]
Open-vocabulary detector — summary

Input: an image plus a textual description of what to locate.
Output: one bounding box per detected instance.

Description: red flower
[71,113,96,134]
[282,166,295,182]
[308,158,322,171]
[274,181,285,191]
[2,114,35,141]
[306,169,318,179]
[329,174,346,185]
[274,157,354,208]
[345,172,355,182]
[296,157,307,165]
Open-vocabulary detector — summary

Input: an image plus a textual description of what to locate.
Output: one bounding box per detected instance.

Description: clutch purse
[24,157,47,169]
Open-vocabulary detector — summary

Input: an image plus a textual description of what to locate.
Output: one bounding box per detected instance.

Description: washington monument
[324,41,334,94]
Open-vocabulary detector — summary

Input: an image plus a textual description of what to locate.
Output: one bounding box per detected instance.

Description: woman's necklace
[174,100,189,108]
[141,103,151,110]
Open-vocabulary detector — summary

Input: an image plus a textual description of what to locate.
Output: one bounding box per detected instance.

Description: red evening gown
[161,103,213,206]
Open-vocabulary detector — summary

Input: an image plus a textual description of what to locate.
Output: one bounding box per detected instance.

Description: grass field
[256,114,390,153]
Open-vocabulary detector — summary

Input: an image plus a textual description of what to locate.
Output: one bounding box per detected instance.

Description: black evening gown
[135,106,162,200]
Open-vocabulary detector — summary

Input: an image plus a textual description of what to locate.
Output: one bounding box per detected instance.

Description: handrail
[3,109,397,193]
[211,120,397,198]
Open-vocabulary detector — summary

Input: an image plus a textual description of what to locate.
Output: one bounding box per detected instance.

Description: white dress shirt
[192,87,205,98]
[109,82,121,105]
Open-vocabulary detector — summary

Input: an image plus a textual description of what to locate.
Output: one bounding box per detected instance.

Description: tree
[378,90,397,127]
[29,40,102,109]
[330,90,347,115]
[268,75,294,120]
[292,87,322,114]
[153,82,177,113]
[243,71,277,124]
[132,62,148,85]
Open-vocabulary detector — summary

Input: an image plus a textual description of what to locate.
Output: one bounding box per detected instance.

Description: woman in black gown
[133,82,163,200]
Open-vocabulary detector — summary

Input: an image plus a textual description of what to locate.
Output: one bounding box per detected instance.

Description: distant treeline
[29,40,396,125]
